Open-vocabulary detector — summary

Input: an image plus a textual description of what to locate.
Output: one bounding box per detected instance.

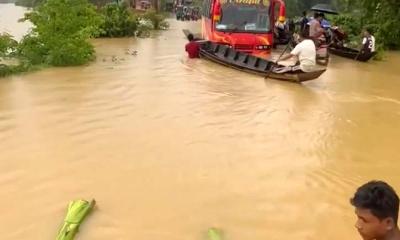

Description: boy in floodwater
[351,181,400,240]
[185,33,200,59]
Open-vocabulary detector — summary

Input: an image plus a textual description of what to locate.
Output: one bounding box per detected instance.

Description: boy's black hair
[351,181,399,224]
[187,33,194,41]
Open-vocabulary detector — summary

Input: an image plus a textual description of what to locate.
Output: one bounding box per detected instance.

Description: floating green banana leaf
[208,228,223,240]
[56,199,96,240]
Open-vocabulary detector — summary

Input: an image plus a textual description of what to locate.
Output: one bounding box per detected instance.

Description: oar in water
[264,40,292,80]
[208,227,223,240]
[354,50,362,60]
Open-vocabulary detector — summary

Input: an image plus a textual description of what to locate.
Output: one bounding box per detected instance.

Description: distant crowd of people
[175,5,201,21]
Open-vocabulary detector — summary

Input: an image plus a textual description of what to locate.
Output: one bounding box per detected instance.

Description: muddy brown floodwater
[1,3,400,240]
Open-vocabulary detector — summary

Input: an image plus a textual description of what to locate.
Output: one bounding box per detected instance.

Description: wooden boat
[199,41,326,83]
[329,46,376,62]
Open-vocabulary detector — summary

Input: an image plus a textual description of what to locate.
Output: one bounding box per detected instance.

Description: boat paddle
[354,50,362,60]
[264,40,292,80]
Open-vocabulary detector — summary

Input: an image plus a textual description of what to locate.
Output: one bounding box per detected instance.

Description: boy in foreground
[351,181,400,240]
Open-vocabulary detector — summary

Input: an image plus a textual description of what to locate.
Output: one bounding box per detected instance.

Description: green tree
[99,3,138,37]
[18,0,103,66]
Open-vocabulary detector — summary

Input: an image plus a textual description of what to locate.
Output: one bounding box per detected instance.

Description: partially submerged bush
[141,9,169,30]
[99,3,137,37]
[136,18,153,38]
[19,0,102,66]
[2,0,171,77]
[17,34,48,65]
[0,33,18,57]
[0,33,30,77]
[99,5,170,38]
[0,62,33,77]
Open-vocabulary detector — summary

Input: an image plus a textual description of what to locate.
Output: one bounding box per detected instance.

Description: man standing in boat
[309,12,325,46]
[361,28,376,55]
[351,181,400,240]
[273,32,316,73]
[299,11,309,36]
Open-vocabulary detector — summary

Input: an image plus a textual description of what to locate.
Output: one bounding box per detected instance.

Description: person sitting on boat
[274,18,287,36]
[319,13,333,43]
[319,13,331,29]
[361,28,376,55]
[185,33,200,59]
[274,17,289,48]
[273,32,316,73]
[309,12,325,46]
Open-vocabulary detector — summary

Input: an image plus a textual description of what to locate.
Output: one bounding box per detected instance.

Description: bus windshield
[215,1,270,33]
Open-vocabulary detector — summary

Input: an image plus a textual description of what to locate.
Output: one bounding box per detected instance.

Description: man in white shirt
[361,28,376,54]
[273,32,316,73]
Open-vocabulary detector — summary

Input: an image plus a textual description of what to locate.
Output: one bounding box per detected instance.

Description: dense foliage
[98,3,169,37]
[99,3,138,37]
[140,9,169,30]
[0,33,18,57]
[19,0,103,66]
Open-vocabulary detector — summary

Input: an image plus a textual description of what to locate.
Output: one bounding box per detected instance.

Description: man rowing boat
[273,32,316,73]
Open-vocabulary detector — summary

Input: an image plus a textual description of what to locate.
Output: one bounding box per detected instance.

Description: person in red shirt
[185,34,200,58]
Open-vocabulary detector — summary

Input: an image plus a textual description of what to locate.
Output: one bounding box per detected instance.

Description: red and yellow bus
[201,0,285,58]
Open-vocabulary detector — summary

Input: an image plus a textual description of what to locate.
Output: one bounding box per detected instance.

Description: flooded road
[0,3,32,40]
[1,3,400,240]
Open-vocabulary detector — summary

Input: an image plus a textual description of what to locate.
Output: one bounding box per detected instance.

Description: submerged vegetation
[99,3,138,37]
[18,0,102,66]
[98,3,169,38]
[1,0,169,77]
[0,33,25,77]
